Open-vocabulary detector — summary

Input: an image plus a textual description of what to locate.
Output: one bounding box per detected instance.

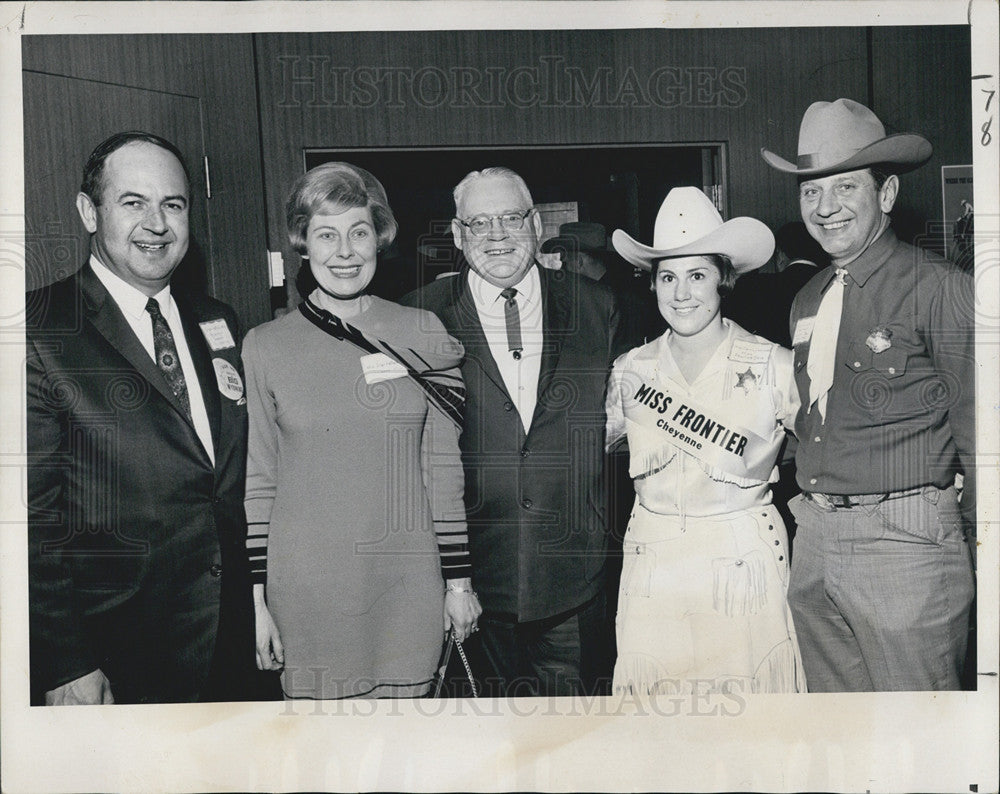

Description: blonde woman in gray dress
[243,163,480,699]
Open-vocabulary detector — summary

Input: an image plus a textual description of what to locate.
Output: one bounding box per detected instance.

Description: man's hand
[44,669,114,705]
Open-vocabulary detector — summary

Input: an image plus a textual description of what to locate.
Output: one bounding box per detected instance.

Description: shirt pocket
[870,347,907,379]
[845,341,907,379]
[845,340,873,373]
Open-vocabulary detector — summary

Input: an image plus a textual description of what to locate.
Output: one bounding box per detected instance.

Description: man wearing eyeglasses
[402,167,623,696]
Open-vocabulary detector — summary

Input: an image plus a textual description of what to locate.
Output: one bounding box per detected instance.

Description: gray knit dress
[243,293,469,699]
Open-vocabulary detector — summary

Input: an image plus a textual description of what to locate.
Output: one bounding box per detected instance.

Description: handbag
[431,628,480,698]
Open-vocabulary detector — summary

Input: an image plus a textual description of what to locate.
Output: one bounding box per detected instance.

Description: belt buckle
[809,492,849,510]
[807,492,830,510]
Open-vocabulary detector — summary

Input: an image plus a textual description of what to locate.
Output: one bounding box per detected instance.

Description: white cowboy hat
[611,187,774,274]
[761,98,932,176]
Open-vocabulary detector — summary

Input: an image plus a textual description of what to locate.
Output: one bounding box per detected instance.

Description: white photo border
[1,2,997,792]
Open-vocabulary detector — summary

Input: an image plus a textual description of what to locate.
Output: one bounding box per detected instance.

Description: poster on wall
[942,164,974,268]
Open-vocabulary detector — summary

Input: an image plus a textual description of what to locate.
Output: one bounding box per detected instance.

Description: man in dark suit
[401,167,623,696]
[27,132,257,704]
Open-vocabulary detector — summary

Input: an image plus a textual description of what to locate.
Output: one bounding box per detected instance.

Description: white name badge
[213,358,244,401]
[792,317,816,347]
[728,339,772,365]
[360,352,408,384]
[200,319,236,351]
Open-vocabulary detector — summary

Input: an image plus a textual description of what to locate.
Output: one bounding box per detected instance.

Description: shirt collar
[837,225,898,288]
[89,254,172,322]
[646,317,735,370]
[467,263,540,313]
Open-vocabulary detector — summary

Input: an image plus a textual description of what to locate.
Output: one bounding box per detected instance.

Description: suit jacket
[401,266,624,622]
[26,264,255,704]
[723,262,819,348]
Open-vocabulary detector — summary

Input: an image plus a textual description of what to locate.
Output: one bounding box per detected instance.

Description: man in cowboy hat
[762,98,976,691]
[541,222,612,282]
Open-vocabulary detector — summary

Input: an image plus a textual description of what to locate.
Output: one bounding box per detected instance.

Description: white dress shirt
[89,256,215,464]
[467,264,543,434]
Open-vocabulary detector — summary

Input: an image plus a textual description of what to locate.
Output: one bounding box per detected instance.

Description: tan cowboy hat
[611,187,774,274]
[761,98,932,176]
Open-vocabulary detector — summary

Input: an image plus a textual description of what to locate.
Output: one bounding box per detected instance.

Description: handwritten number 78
[980,84,995,147]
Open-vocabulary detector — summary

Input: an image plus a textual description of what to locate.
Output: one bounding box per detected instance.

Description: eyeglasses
[456,209,533,237]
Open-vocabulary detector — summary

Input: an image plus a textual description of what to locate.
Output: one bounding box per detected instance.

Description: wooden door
[22,71,209,293]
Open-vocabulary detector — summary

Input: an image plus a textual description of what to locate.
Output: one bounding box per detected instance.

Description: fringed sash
[300,298,465,428]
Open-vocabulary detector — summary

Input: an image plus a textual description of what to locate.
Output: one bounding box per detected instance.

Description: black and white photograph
[1,1,997,791]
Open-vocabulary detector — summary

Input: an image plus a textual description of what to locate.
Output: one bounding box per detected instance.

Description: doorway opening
[303,143,725,299]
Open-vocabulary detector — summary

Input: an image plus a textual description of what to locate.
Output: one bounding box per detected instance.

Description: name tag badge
[792,317,816,347]
[728,339,772,365]
[200,319,236,351]
[360,352,408,384]
[213,358,245,402]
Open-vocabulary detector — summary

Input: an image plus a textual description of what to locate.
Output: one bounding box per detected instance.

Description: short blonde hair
[286,162,398,255]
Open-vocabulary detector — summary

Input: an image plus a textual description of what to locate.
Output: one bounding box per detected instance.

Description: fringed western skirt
[613,502,806,695]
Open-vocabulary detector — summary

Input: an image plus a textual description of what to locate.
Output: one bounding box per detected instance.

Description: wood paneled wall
[22,35,271,330]
[871,26,973,246]
[22,27,971,328]
[255,27,871,281]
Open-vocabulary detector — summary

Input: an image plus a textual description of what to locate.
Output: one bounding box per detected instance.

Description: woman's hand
[443,578,482,642]
[253,583,284,671]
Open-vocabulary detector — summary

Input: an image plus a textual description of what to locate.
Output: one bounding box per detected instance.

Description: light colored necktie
[500,287,523,360]
[806,267,848,422]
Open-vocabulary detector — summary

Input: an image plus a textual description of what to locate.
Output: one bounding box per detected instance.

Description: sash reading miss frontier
[626,377,775,483]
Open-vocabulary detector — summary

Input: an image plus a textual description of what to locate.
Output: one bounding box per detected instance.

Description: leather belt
[804,487,925,510]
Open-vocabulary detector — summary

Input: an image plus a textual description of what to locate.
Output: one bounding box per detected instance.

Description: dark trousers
[477,592,610,697]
